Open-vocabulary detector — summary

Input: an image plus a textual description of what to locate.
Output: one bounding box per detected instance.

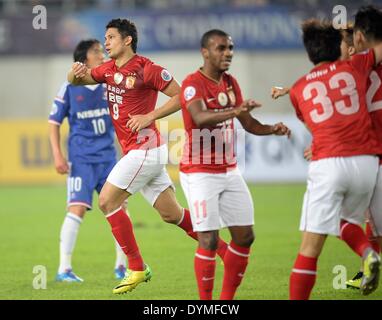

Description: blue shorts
[67,160,116,210]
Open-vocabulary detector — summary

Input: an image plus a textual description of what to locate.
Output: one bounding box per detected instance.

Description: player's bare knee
[154,202,183,224]
[232,230,255,247]
[299,243,322,258]
[159,210,179,224]
[98,195,111,214]
[198,232,219,250]
[68,206,87,219]
[199,238,218,251]
[245,233,255,247]
[154,196,183,225]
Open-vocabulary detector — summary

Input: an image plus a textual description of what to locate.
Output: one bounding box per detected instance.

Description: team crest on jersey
[227,88,236,105]
[114,72,123,85]
[184,86,196,101]
[218,92,228,107]
[125,76,136,89]
[161,69,172,82]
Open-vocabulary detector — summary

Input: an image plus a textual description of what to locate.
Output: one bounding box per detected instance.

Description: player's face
[104,28,128,59]
[85,43,105,68]
[204,36,234,72]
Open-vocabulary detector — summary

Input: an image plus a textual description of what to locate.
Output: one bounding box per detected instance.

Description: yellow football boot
[360,250,381,295]
[346,271,363,290]
[112,264,152,294]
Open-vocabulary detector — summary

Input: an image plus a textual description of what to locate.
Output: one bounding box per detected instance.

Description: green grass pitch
[0,184,381,300]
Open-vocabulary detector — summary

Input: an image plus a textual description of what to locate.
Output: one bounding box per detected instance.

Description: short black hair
[106,18,138,53]
[354,5,382,42]
[341,24,354,47]
[301,19,342,65]
[73,39,100,63]
[201,29,230,49]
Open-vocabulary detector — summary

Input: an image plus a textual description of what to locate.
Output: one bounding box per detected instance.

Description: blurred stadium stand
[0,0,379,13]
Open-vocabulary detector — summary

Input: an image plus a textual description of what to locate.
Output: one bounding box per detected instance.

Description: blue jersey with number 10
[48,81,116,164]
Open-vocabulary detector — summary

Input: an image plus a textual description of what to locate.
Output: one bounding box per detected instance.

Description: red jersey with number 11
[180,69,243,173]
[290,49,382,160]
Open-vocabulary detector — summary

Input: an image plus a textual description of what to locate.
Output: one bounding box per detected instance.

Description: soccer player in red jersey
[273,17,382,292]
[49,39,127,282]
[288,18,382,299]
[342,5,382,290]
[271,24,382,291]
[178,29,291,300]
[67,19,228,294]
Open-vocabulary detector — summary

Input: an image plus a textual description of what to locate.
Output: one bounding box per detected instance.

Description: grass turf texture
[0,184,381,300]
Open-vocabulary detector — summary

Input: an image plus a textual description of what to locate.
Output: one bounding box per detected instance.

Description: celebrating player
[67,19,228,294]
[49,39,127,282]
[271,18,382,292]
[179,29,290,300]
[288,18,382,299]
[344,5,382,290]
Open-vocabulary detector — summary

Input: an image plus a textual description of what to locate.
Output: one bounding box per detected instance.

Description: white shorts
[368,164,382,236]
[107,144,174,206]
[300,155,378,236]
[180,167,254,232]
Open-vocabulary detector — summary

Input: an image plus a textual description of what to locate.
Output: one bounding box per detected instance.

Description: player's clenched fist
[271,122,291,138]
[303,146,312,161]
[271,86,290,99]
[71,61,88,78]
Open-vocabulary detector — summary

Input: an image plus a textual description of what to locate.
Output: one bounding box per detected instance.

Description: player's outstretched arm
[271,86,290,99]
[127,80,181,132]
[67,62,98,86]
[49,123,69,174]
[238,112,291,138]
[188,99,260,128]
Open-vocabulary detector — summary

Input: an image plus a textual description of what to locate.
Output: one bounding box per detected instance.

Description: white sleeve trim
[48,120,61,126]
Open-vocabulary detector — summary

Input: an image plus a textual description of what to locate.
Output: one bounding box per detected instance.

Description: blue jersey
[49,82,116,164]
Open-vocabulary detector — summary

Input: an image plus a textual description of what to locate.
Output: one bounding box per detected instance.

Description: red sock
[178,209,228,259]
[216,239,228,260]
[194,247,216,300]
[366,222,381,253]
[340,220,371,257]
[290,254,317,300]
[106,207,144,271]
[220,241,250,300]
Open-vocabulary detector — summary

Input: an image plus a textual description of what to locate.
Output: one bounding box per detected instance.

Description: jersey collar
[198,68,224,85]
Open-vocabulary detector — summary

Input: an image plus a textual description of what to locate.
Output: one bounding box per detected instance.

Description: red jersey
[367,63,382,164]
[180,69,243,173]
[91,55,173,154]
[290,49,382,160]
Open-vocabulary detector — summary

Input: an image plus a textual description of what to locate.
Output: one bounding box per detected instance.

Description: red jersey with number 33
[91,55,173,154]
[290,49,382,160]
[180,69,243,173]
